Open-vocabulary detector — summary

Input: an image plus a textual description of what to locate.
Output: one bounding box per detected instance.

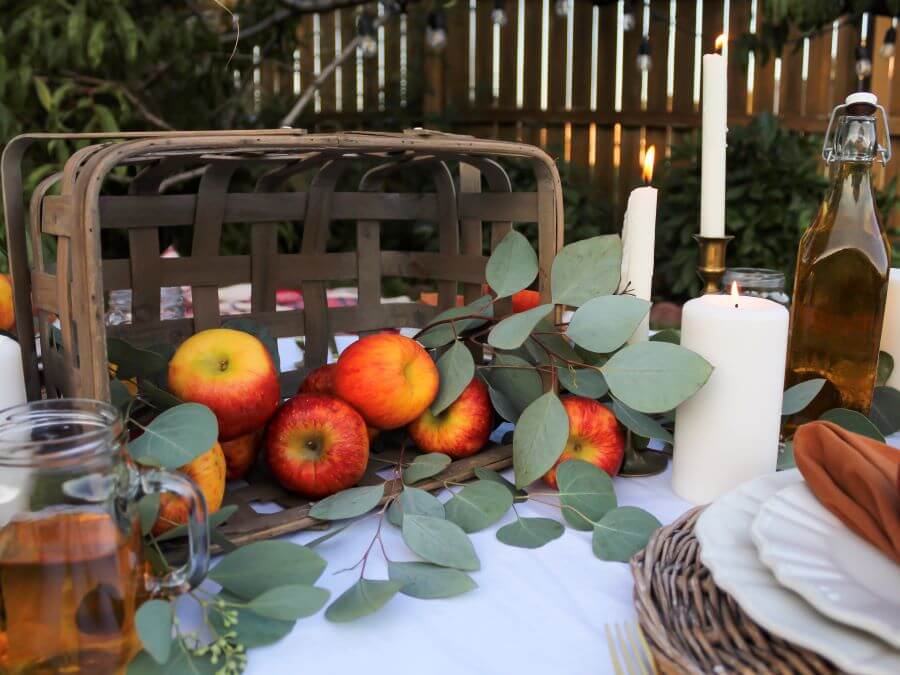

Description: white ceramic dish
[752,481,900,650]
[696,470,900,675]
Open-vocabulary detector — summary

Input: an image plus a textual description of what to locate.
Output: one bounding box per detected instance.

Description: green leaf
[781,378,826,416]
[208,541,326,600]
[325,579,402,623]
[555,460,617,530]
[556,366,609,399]
[309,484,385,520]
[777,440,795,471]
[403,453,452,485]
[138,493,160,536]
[246,585,330,621]
[870,386,900,435]
[305,523,351,548]
[34,77,52,111]
[128,403,218,469]
[208,592,294,648]
[486,230,539,299]
[512,392,569,489]
[566,296,651,353]
[402,514,480,571]
[551,235,623,306]
[612,400,673,444]
[444,481,513,533]
[87,21,107,66]
[877,351,894,387]
[388,561,477,599]
[526,321,584,364]
[592,507,661,562]
[473,467,527,502]
[137,379,182,412]
[107,338,168,380]
[602,342,713,414]
[496,517,565,549]
[417,295,494,349]
[155,504,237,542]
[128,648,216,675]
[431,341,475,416]
[134,600,173,665]
[820,408,886,442]
[649,329,680,345]
[110,379,134,413]
[483,353,543,422]
[387,487,445,527]
[487,304,555,350]
[222,318,281,374]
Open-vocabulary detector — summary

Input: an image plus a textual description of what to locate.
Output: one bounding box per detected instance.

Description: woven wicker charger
[631,507,838,675]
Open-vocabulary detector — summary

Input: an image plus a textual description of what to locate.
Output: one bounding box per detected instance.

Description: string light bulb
[637,37,651,72]
[357,10,378,59]
[491,0,508,27]
[554,0,569,17]
[855,44,873,78]
[426,8,448,52]
[622,1,636,32]
[881,25,896,58]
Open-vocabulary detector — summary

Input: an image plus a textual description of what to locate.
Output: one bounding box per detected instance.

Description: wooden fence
[252,1,900,224]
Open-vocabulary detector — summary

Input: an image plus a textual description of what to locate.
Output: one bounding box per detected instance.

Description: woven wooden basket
[630,507,837,675]
[2,129,564,546]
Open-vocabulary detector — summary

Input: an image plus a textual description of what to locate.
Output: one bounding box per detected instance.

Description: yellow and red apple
[543,396,625,488]
[153,441,226,535]
[298,363,336,395]
[222,429,263,480]
[168,328,280,441]
[0,274,14,332]
[333,333,438,430]
[265,393,370,498]
[408,378,492,458]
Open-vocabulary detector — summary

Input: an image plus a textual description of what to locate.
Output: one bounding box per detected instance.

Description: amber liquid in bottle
[784,102,892,429]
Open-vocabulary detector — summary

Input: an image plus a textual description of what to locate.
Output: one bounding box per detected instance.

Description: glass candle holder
[722,268,789,306]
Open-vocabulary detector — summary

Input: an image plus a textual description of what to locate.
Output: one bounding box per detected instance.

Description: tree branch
[62,72,176,131]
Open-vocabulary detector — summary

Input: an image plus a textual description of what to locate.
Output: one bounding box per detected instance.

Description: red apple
[265,393,369,498]
[298,364,336,395]
[408,378,493,458]
[168,328,280,441]
[333,333,438,430]
[221,429,263,480]
[543,396,625,488]
[512,289,542,314]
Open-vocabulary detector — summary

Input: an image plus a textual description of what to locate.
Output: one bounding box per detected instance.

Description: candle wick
[734,303,739,309]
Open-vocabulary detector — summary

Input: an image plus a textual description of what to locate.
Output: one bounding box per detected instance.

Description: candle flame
[642,146,656,184]
[715,34,726,53]
[730,281,740,298]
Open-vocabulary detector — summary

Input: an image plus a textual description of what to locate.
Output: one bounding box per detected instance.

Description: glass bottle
[784,92,892,427]
[722,268,790,306]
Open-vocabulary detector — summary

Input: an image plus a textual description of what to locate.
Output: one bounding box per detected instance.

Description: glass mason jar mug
[0,400,209,674]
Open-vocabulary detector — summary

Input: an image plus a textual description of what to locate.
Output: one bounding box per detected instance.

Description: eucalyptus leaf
[402,514,480,571]
[781,378,826,416]
[870,386,900,435]
[566,296,651,353]
[208,541,326,599]
[484,353,543,421]
[431,341,475,415]
[820,408,886,442]
[611,400,673,444]
[602,342,713,414]
[486,230,539,299]
[388,561,477,599]
[138,379,182,412]
[473,467,527,502]
[403,453,452,485]
[592,506,661,562]
[488,304,555,350]
[557,366,609,399]
[555,460,617,530]
[512,392,569,489]
[305,523,352,549]
[551,235,623,306]
[649,329,680,345]
[526,322,583,364]
[487,383,522,423]
[155,504,238,542]
[444,480,513,533]
[110,379,134,413]
[137,493,161,536]
[387,487,445,527]
[417,295,494,349]
[246,585,330,621]
[128,403,218,469]
[877,351,894,387]
[309,484,385,520]
[107,337,168,380]
[134,599,173,665]
[496,517,565,549]
[325,579,402,623]
[127,648,216,675]
[209,592,294,648]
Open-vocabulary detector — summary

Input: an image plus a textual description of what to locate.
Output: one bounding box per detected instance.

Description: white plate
[696,471,900,675]
[752,481,900,650]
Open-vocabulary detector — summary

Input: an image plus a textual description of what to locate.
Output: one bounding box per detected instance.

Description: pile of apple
[148,288,627,530]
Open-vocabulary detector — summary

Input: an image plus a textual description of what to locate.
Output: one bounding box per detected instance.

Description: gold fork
[604,622,657,675]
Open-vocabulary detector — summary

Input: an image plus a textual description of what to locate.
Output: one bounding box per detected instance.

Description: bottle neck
[830,115,878,164]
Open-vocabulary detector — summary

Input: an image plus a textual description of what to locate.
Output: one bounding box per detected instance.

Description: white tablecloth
[230,466,691,675]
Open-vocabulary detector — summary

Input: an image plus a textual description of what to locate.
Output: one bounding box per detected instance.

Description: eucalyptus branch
[411,313,496,340]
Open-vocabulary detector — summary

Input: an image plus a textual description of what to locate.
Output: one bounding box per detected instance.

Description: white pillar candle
[700,53,727,238]
[672,290,788,504]
[881,268,900,388]
[0,336,27,412]
[619,149,658,343]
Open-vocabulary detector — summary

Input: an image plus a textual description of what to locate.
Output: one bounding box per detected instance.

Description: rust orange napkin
[793,421,900,566]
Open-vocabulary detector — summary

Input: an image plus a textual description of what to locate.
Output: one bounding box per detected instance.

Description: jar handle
[140,470,210,596]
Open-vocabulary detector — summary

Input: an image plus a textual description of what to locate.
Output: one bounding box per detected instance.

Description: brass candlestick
[694,234,734,294]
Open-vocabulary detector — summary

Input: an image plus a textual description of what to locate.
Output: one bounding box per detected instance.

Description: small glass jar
[722,268,790,306]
